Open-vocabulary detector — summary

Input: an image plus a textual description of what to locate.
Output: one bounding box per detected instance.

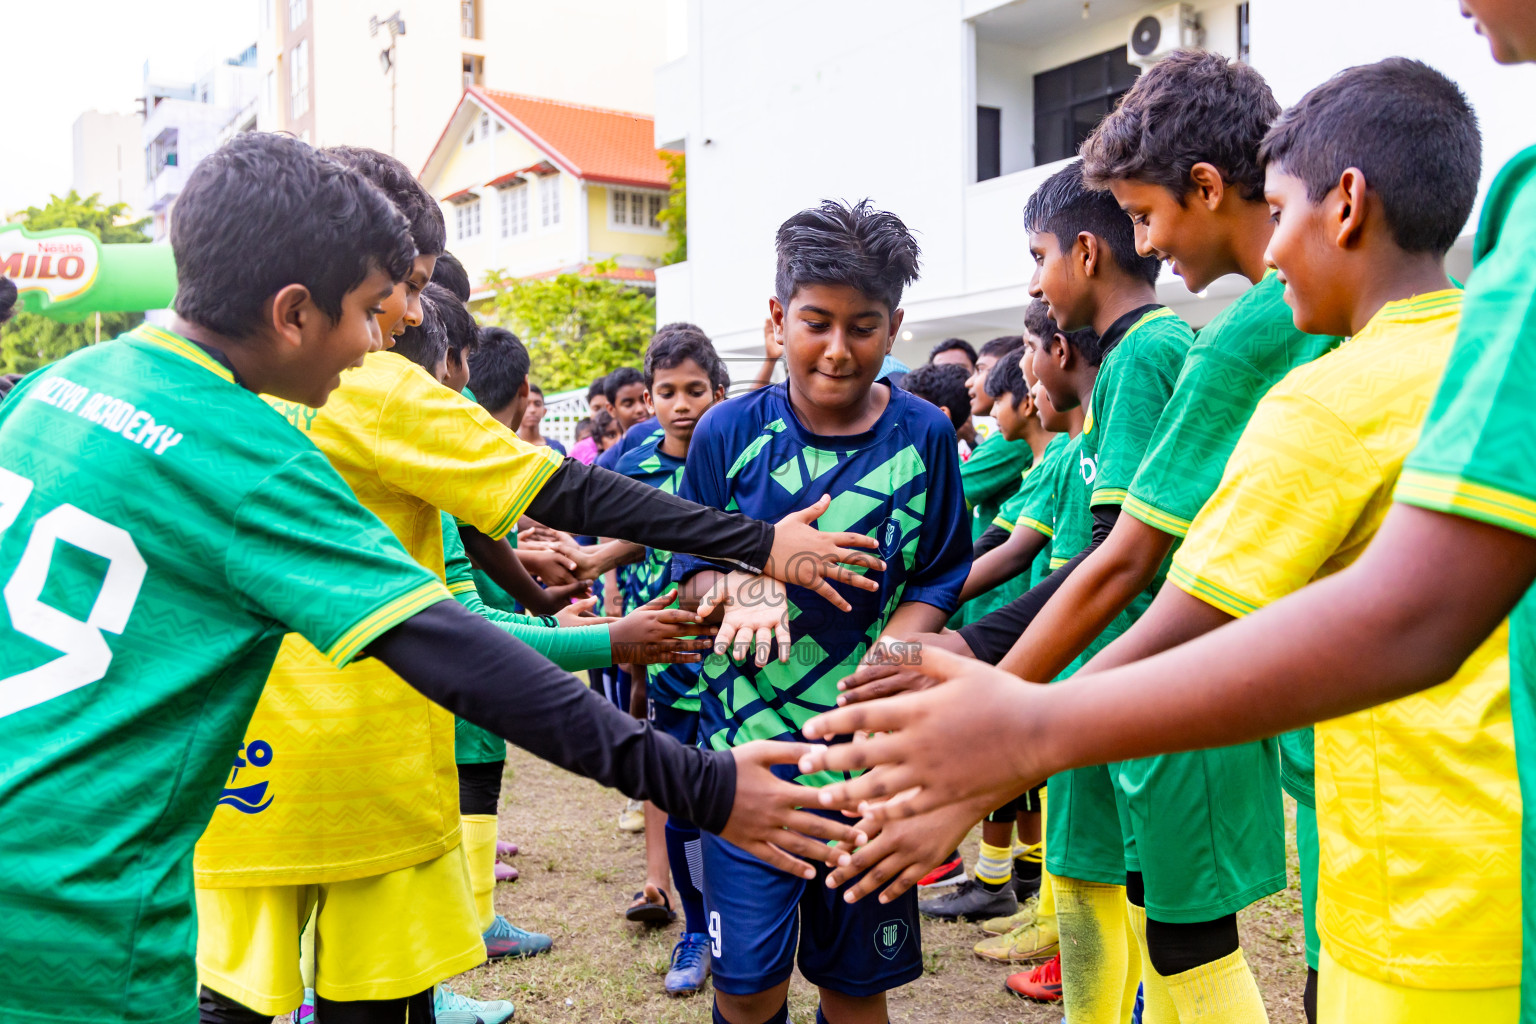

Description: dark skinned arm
[459,525,581,616]
[958,527,1049,605]
[973,524,1011,558]
[804,504,1536,821]
[794,505,1536,899]
[997,510,1173,681]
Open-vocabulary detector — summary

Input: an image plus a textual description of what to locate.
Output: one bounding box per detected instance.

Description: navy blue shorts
[701,813,922,997]
[647,697,699,747]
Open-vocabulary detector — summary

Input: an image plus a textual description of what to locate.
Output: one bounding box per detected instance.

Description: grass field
[437,744,1309,1024]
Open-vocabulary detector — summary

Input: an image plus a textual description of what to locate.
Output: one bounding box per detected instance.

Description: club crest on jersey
[877,517,902,560]
[873,919,909,960]
[217,739,275,814]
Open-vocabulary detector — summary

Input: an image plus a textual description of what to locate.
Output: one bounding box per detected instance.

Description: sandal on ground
[625,884,676,927]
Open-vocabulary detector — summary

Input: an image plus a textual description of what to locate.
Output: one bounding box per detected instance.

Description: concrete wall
[72,111,145,213]
[658,0,1536,358]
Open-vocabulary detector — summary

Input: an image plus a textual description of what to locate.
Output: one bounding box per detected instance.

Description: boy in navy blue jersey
[616,324,731,996]
[674,200,971,1024]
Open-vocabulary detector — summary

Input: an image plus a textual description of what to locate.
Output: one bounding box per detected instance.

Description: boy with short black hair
[924,160,1187,1024]
[617,324,732,995]
[322,146,441,341]
[518,382,567,455]
[467,325,531,429]
[929,336,978,372]
[431,249,472,302]
[901,361,972,432]
[964,334,1024,445]
[674,199,971,1024]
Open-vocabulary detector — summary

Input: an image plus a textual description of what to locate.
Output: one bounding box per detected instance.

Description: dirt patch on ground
[448,745,1307,1024]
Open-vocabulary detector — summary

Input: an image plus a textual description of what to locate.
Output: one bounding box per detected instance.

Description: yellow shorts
[1319,946,1517,1024]
[196,845,485,1015]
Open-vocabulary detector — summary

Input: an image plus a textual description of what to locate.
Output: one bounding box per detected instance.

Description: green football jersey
[961,431,1035,541]
[0,325,449,1024]
[1048,431,1154,679]
[1080,306,1194,508]
[998,433,1072,589]
[1394,143,1536,1016]
[1124,273,1342,537]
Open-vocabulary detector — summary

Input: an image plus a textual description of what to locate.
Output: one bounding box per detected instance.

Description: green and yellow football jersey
[1396,144,1536,1004]
[1079,305,1194,509]
[1180,290,1518,982]
[961,431,1035,541]
[0,325,449,1024]
[1124,272,1342,537]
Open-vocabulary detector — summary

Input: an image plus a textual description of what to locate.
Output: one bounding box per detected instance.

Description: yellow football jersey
[1172,290,1521,989]
[195,352,564,886]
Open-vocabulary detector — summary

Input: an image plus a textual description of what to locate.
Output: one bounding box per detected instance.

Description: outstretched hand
[698,572,791,667]
[823,800,993,904]
[721,741,868,878]
[765,494,886,613]
[835,631,973,706]
[609,589,717,665]
[796,640,1050,824]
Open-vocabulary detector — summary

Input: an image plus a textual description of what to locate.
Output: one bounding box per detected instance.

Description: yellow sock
[1166,948,1269,1024]
[1053,876,1140,1024]
[1039,864,1056,920]
[1124,900,1179,1024]
[460,813,499,932]
[977,841,1014,887]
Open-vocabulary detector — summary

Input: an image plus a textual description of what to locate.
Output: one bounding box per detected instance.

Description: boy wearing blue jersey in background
[674,200,971,1024]
[616,324,731,996]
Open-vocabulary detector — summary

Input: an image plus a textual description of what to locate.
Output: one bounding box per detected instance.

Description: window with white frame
[540,175,561,227]
[500,184,529,238]
[611,189,664,231]
[456,199,482,240]
[289,40,309,118]
[461,0,480,38]
[288,0,306,29]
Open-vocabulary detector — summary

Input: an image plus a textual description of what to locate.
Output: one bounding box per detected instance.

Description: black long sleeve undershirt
[958,504,1120,665]
[973,524,1011,559]
[368,599,736,834]
[524,459,773,573]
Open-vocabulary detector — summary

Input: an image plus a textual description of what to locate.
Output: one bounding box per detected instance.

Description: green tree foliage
[484,259,656,393]
[655,151,687,266]
[1,191,152,374]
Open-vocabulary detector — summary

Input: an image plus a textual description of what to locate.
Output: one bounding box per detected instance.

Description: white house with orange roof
[419,86,676,296]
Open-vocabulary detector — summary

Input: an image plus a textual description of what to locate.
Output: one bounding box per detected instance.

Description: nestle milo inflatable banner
[1,224,176,322]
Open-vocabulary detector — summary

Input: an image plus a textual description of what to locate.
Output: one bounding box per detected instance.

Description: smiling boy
[673,199,971,1024]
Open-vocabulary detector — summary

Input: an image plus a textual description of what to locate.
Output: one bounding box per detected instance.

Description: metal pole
[95,312,101,345]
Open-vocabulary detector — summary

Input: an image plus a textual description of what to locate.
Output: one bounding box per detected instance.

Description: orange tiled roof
[470,87,672,190]
[523,262,657,283]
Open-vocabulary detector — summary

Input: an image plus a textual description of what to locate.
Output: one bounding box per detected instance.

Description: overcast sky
[0,0,258,215]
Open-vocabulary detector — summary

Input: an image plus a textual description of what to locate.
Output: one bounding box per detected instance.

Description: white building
[72,112,146,215]
[142,48,263,242]
[255,0,670,172]
[654,0,1536,364]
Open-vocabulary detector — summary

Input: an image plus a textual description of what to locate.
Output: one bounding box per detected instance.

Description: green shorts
[1296,800,1319,970]
[1045,763,1128,885]
[454,718,505,765]
[1114,739,1286,922]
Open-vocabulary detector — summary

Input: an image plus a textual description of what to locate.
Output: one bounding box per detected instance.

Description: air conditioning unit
[1127,4,1201,68]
